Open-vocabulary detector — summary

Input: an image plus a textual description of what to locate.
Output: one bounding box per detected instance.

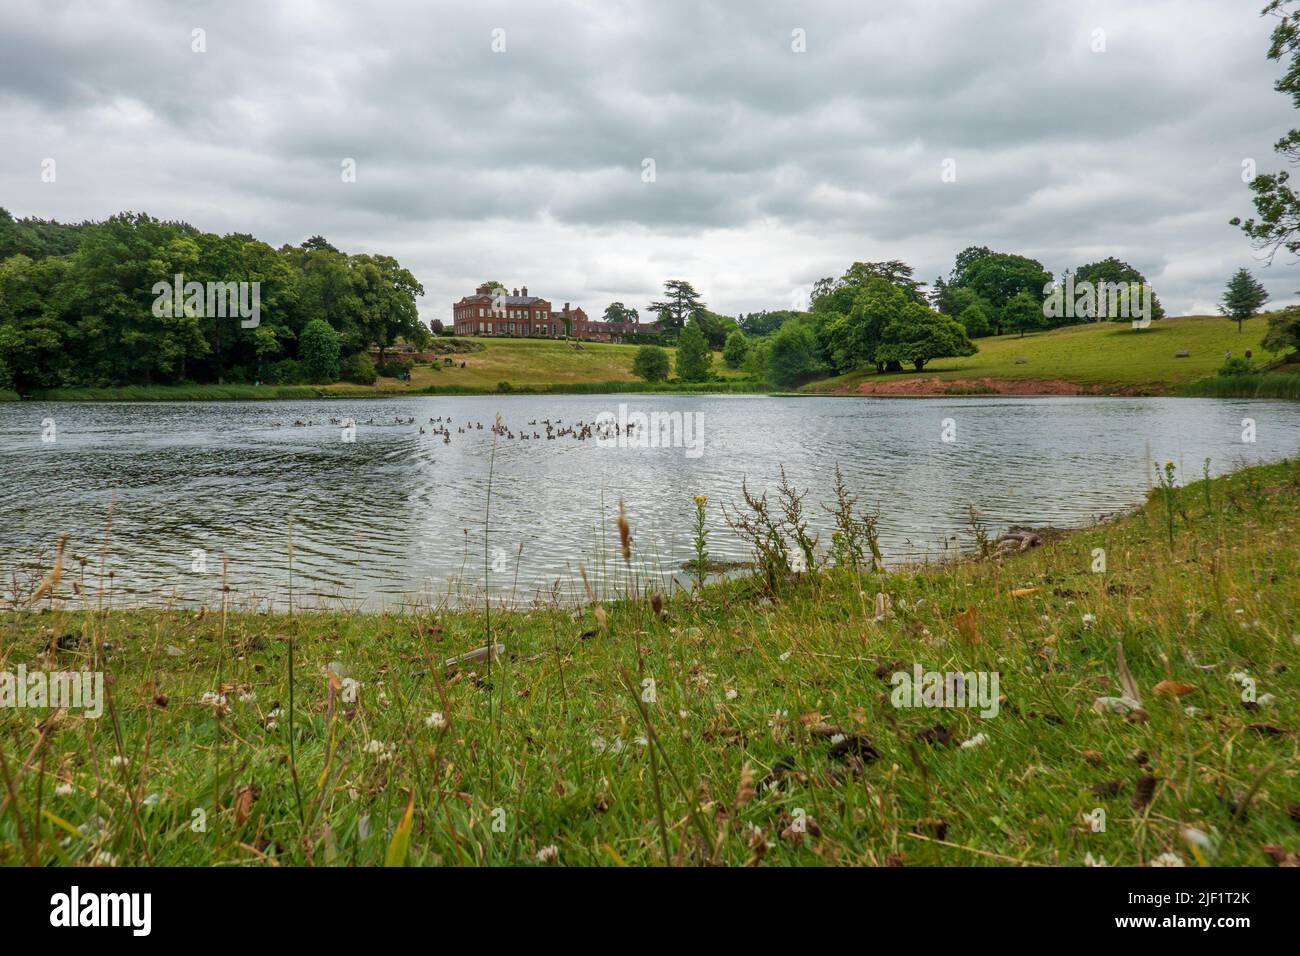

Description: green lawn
[405,337,744,391]
[804,315,1280,394]
[2,459,1298,866]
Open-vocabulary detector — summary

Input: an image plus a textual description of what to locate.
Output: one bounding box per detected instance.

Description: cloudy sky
[2,0,1297,322]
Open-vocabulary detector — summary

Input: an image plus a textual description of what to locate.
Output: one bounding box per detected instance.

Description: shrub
[377,359,412,379]
[631,344,671,383]
[1219,355,1255,376]
[340,352,377,385]
[268,358,306,385]
[496,380,513,392]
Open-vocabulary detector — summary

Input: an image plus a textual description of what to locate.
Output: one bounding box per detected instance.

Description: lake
[2,395,1298,610]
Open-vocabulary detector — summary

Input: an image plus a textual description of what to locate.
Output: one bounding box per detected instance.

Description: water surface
[1,395,1296,609]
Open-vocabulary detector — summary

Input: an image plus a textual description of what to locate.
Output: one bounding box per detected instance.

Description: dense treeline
[721,248,1168,387]
[0,208,426,392]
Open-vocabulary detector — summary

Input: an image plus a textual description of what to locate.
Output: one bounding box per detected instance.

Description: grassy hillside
[26,338,744,401]
[804,314,1283,395]
[2,459,1298,866]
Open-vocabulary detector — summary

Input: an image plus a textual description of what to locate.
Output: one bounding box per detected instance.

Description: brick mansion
[451,284,641,343]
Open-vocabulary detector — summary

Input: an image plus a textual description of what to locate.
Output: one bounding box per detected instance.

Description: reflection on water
[1,395,1297,610]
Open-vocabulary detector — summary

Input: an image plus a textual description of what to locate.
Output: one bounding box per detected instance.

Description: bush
[299,319,341,383]
[496,380,514,392]
[340,352,377,385]
[723,330,750,368]
[631,344,671,383]
[766,322,822,387]
[377,358,412,379]
[268,358,307,385]
[1219,355,1255,377]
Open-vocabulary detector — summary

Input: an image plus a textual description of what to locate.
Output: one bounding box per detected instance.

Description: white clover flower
[109,755,128,768]
[55,783,73,797]
[725,688,738,700]
[364,739,394,761]
[536,845,558,864]
[829,733,846,746]
[591,736,607,754]
[424,711,447,729]
[960,733,988,750]
[238,691,257,704]
[92,851,119,867]
[778,650,792,662]
[200,691,228,708]
[1081,613,1096,627]
[1150,852,1185,867]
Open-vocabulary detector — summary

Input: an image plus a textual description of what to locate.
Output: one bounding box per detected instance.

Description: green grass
[0,388,18,402]
[23,339,752,401]
[3,459,1298,866]
[804,315,1282,395]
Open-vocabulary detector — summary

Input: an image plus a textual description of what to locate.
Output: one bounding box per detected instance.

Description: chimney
[521,286,528,296]
[512,287,519,297]
[563,302,570,312]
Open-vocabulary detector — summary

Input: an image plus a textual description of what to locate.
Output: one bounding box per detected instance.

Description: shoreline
[3,458,1297,865]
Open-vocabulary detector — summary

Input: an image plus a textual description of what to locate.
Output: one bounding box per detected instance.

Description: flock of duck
[268,414,640,445]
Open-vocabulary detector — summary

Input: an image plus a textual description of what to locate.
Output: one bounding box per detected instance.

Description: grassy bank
[17,318,1299,402]
[803,315,1280,395]
[2,460,1298,866]
[22,338,750,401]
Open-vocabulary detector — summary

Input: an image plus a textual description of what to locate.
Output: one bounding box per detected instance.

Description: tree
[351,253,426,367]
[300,318,341,382]
[1069,257,1165,322]
[1219,268,1269,332]
[722,330,749,368]
[603,301,639,323]
[647,280,706,334]
[675,320,713,381]
[960,254,1052,332]
[631,344,670,382]
[1233,1,1300,257]
[766,321,822,386]
[874,305,976,372]
[821,277,910,373]
[1003,290,1046,338]
[957,302,992,338]
[1262,304,1300,353]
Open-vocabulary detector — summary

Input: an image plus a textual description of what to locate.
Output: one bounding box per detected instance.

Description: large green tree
[874,305,976,371]
[648,280,706,335]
